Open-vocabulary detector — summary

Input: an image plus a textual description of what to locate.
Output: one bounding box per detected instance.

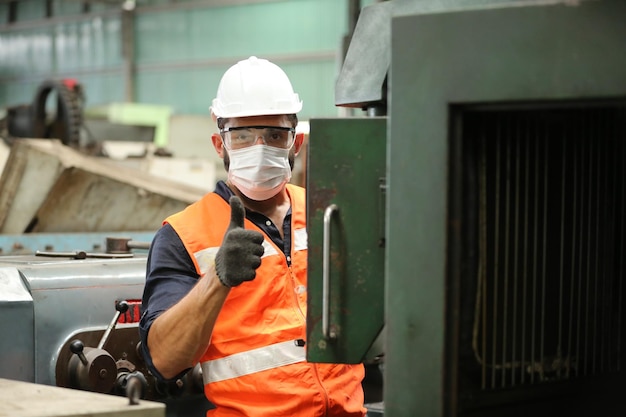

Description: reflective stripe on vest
[201,340,306,384]
[192,228,307,276]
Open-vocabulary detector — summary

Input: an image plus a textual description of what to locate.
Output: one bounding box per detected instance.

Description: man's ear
[294,132,306,154]
[212,133,225,158]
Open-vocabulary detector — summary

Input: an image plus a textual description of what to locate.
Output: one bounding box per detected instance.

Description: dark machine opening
[449,100,626,416]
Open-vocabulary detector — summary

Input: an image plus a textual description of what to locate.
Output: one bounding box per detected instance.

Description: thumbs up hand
[215,196,265,288]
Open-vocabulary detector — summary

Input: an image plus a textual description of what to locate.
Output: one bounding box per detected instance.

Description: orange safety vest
[165,184,365,417]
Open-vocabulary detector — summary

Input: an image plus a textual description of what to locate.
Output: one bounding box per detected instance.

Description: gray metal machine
[0,113,209,416]
[0,248,210,417]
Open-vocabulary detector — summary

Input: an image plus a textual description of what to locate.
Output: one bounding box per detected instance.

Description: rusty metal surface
[306,117,386,364]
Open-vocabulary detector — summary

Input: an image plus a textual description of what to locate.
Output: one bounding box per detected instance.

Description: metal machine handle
[97,301,129,350]
[323,204,339,339]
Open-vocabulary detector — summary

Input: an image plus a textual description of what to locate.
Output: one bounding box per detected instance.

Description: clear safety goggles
[220,126,296,150]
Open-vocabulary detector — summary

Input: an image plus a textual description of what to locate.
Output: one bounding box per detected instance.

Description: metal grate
[463,103,626,390]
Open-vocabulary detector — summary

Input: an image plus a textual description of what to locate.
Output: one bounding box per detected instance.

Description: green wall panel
[53,1,84,17]
[135,0,346,62]
[136,70,203,114]
[0,79,43,107]
[135,11,193,63]
[134,58,337,118]
[15,0,46,22]
[0,28,54,76]
[54,18,123,72]
[0,4,8,23]
[281,60,338,120]
[78,72,126,107]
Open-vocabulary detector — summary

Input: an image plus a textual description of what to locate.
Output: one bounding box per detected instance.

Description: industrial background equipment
[3,79,85,149]
[306,0,625,416]
[0,1,624,416]
[0,106,209,415]
[0,77,182,156]
[0,247,211,417]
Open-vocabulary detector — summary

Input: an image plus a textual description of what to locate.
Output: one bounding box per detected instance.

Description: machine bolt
[100,369,108,379]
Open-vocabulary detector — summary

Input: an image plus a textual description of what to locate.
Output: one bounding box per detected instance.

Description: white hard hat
[211,56,303,119]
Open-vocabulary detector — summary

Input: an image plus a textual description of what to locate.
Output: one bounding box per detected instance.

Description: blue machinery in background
[0,232,155,256]
[0,246,211,417]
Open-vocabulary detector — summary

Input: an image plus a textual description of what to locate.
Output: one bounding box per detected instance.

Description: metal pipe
[323,204,339,339]
[501,121,511,388]
[491,123,501,389]
[97,301,129,350]
[478,134,487,389]
[567,134,579,379]
[582,120,588,373]
[121,7,135,102]
[558,130,567,380]
[521,119,530,384]
[539,129,548,382]
[511,125,520,386]
[530,132,539,384]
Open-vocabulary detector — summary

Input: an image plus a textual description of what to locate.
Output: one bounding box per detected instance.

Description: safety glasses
[220,126,296,150]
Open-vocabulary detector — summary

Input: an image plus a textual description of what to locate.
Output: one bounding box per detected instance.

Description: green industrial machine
[306,0,626,416]
[306,117,386,364]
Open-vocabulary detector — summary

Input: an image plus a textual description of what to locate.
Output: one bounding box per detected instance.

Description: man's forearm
[147,269,229,380]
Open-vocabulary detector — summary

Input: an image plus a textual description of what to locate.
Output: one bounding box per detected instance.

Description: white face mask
[227,144,292,201]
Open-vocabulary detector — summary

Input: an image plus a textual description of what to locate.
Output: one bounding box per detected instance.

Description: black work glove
[215,196,265,287]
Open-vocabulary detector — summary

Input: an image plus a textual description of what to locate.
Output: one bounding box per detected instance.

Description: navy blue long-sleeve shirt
[138,180,293,381]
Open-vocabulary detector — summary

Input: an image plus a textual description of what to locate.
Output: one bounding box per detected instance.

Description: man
[139,56,366,417]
